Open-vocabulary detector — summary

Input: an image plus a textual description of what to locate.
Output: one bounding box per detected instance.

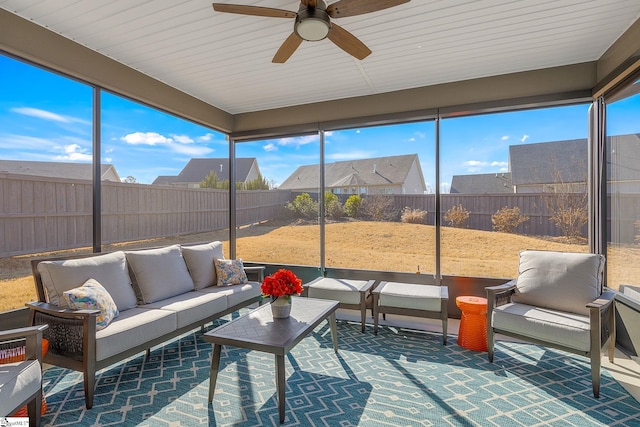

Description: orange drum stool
[456,296,488,352]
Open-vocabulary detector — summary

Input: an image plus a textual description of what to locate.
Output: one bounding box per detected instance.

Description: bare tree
[544,157,588,240]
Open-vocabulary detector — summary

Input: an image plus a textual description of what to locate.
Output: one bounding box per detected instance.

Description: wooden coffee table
[204,297,339,424]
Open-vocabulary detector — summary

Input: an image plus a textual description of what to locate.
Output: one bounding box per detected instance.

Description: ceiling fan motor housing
[295,2,331,41]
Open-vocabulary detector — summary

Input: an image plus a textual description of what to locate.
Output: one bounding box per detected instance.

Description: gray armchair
[486,250,615,398]
[0,324,48,426]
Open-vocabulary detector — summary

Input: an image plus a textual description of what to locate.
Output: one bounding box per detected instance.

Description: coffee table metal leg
[329,312,339,353]
[275,354,286,423]
[208,344,222,403]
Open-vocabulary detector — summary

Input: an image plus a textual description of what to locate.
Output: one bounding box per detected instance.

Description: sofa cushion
[513,250,604,316]
[126,245,194,304]
[95,307,176,361]
[214,258,248,286]
[198,281,262,308]
[492,302,591,352]
[144,291,228,329]
[63,278,119,331]
[37,251,137,310]
[181,241,224,290]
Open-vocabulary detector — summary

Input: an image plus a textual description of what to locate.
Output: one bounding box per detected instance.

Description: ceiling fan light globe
[295,8,331,41]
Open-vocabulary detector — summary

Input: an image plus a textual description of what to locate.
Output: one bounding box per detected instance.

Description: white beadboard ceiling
[2,0,640,114]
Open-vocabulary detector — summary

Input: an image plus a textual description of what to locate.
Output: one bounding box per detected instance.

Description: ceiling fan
[212,0,410,63]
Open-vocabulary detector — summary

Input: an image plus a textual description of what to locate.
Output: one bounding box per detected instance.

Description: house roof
[608,133,640,181]
[279,154,421,190]
[450,173,513,194]
[2,2,638,119]
[0,160,119,181]
[509,139,588,186]
[152,158,257,185]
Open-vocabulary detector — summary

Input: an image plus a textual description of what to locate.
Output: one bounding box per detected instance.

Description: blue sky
[2,54,636,191]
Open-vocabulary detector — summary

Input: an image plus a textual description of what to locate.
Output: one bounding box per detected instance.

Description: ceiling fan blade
[300,0,318,7]
[272,33,304,63]
[212,4,296,18]
[327,23,371,60]
[327,0,410,18]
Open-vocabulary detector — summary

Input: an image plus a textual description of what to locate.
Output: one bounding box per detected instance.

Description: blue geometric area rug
[41,312,640,426]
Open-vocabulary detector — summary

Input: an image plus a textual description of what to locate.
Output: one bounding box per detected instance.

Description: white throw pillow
[512,250,604,316]
[125,245,194,304]
[181,241,225,289]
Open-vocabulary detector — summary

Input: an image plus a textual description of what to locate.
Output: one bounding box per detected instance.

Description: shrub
[444,204,469,228]
[286,193,318,219]
[401,207,427,224]
[361,194,398,221]
[324,191,343,219]
[492,206,529,233]
[344,195,362,218]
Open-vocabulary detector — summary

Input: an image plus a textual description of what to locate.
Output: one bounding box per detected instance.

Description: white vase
[270,295,292,318]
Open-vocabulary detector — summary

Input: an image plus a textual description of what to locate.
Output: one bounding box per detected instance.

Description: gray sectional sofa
[27,241,263,409]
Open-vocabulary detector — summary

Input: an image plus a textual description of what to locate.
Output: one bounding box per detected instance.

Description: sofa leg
[84,371,95,409]
[487,327,495,363]
[591,351,601,398]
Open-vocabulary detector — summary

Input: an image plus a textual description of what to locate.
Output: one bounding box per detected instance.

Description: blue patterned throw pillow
[213,258,248,286]
[63,278,119,330]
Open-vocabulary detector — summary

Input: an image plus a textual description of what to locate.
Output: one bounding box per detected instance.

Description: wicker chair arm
[486,280,516,309]
[244,265,266,282]
[27,301,100,319]
[27,301,97,360]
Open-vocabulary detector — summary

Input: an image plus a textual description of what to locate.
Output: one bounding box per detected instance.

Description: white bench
[304,277,375,332]
[372,281,448,344]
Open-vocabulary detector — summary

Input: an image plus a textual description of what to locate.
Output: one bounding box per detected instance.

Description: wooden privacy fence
[0,174,292,256]
[2,174,639,256]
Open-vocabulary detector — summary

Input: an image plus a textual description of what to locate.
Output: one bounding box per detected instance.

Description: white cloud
[409,137,416,142]
[413,131,426,139]
[12,107,70,123]
[172,134,194,144]
[196,133,214,142]
[277,135,318,148]
[12,107,89,125]
[170,144,213,156]
[501,135,509,141]
[491,161,508,167]
[55,143,92,161]
[521,134,529,143]
[464,160,487,167]
[326,150,375,160]
[121,132,172,145]
[263,143,277,152]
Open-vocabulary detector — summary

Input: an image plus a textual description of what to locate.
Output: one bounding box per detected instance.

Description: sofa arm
[486,280,516,312]
[27,301,98,361]
[244,266,265,282]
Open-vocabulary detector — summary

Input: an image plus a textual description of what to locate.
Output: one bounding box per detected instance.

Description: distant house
[451,173,513,194]
[153,158,260,188]
[0,160,120,181]
[509,139,587,193]
[608,133,640,193]
[279,154,426,195]
[450,138,589,194]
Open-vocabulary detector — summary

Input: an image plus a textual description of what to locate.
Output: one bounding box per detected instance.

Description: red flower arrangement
[261,269,303,298]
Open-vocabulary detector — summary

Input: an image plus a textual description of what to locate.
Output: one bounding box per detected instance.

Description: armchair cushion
[492,302,591,352]
[0,360,42,417]
[37,251,137,310]
[512,250,604,316]
[181,241,224,290]
[63,278,119,331]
